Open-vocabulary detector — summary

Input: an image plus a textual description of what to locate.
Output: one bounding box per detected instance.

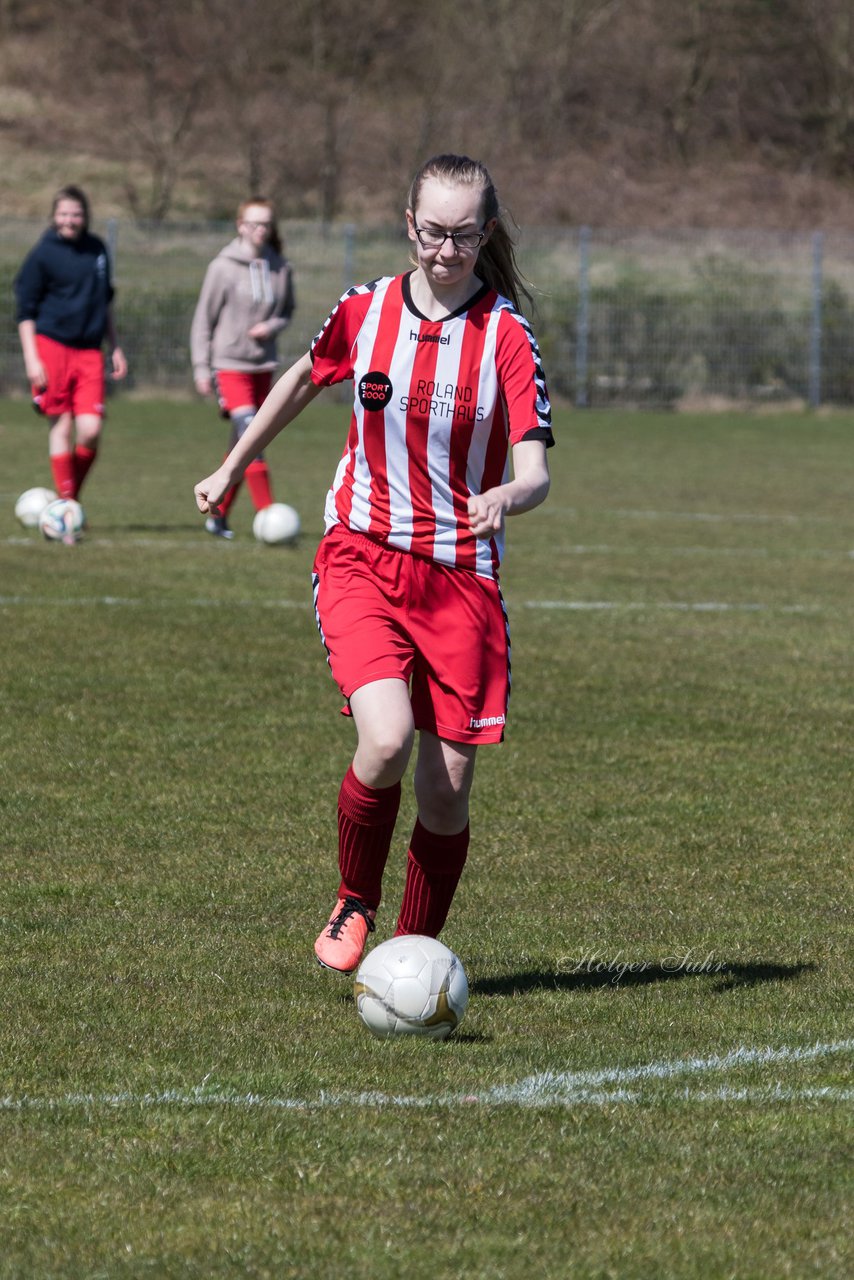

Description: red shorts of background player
[32,334,105,418]
[312,524,511,745]
[214,370,272,418]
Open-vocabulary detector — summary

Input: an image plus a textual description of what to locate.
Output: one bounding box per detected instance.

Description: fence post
[576,226,591,408]
[106,217,119,273]
[809,230,823,409]
[343,223,356,292]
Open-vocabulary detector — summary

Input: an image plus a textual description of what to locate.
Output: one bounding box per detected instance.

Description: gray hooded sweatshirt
[190,237,295,380]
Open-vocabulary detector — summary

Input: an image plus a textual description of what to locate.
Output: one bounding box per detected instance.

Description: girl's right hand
[194,467,231,515]
[26,359,47,390]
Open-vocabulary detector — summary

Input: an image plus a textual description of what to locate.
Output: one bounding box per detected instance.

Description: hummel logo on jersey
[410,330,450,345]
[358,371,393,409]
[469,713,506,730]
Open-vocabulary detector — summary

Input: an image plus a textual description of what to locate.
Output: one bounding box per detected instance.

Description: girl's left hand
[111,346,128,380]
[468,491,507,539]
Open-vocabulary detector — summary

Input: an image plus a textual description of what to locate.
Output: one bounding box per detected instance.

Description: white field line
[537,507,841,526]
[0,596,309,609]
[549,545,850,560]
[474,1038,854,1108]
[524,600,822,614]
[608,508,839,526]
[0,596,826,615]
[3,536,217,550]
[5,537,852,561]
[3,509,841,543]
[1,1039,850,1113]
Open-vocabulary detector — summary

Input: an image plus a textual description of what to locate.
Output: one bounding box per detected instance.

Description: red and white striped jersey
[310,272,553,579]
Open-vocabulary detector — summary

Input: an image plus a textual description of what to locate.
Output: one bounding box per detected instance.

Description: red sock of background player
[50,452,76,499]
[337,765,401,911]
[394,818,470,938]
[219,483,240,518]
[216,452,240,518]
[245,459,274,510]
[73,444,97,496]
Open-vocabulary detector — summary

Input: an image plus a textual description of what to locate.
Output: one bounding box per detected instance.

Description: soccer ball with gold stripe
[354,935,468,1040]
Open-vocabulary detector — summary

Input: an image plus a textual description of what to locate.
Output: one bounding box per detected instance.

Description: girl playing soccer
[195,154,553,972]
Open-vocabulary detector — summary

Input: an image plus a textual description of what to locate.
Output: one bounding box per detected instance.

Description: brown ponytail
[407,154,531,312]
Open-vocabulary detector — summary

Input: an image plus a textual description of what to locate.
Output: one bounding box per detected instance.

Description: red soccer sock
[218,452,240,517]
[73,445,98,495]
[50,452,77,499]
[394,818,470,938]
[244,459,274,511]
[220,483,240,517]
[337,765,401,911]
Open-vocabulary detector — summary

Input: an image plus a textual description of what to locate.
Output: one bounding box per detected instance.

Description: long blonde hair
[407,154,531,311]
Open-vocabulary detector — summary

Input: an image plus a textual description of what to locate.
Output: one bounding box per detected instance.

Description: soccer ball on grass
[354,935,469,1040]
[40,498,86,544]
[253,502,300,545]
[14,487,57,528]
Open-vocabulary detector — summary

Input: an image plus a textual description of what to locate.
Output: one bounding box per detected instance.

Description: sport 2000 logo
[358,371,393,410]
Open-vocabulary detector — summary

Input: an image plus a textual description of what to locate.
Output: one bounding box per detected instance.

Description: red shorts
[33,335,105,418]
[214,370,272,417]
[312,524,511,745]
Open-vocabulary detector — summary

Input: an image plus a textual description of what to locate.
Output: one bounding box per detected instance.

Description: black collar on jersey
[402,271,490,322]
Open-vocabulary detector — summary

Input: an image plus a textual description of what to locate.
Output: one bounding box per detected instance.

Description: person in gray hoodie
[191,197,295,537]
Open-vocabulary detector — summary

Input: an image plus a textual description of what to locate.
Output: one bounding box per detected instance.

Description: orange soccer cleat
[314,896,376,974]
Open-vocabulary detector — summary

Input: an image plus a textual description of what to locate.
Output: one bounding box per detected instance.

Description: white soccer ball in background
[14,487,57,528]
[253,502,301,545]
[354,935,469,1040]
[39,497,86,544]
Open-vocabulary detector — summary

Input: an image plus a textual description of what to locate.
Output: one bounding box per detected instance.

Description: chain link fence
[3,218,853,407]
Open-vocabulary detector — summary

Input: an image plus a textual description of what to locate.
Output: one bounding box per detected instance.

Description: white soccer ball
[14,487,57,528]
[253,502,300,545]
[354,935,469,1040]
[39,497,86,544]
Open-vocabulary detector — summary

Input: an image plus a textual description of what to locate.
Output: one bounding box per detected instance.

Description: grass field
[0,395,851,1278]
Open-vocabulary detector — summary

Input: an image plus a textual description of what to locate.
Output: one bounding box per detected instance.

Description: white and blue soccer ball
[253,502,300,545]
[354,935,469,1040]
[39,497,86,544]
[14,486,57,528]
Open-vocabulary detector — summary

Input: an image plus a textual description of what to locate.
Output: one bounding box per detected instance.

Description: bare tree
[200,0,409,220]
[797,0,854,173]
[7,0,854,225]
[55,0,217,221]
[299,0,404,223]
[661,0,721,162]
[713,0,854,175]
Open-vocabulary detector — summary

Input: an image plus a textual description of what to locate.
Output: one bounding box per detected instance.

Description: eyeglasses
[242,220,273,229]
[413,224,486,251]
